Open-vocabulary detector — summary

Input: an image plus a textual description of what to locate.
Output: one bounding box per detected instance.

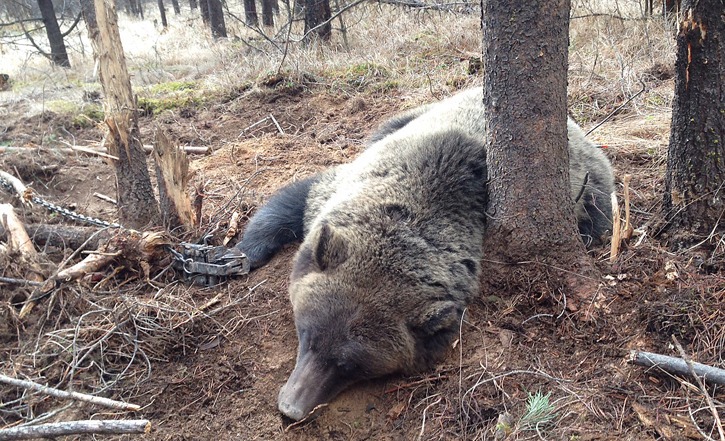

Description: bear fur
[236,88,615,420]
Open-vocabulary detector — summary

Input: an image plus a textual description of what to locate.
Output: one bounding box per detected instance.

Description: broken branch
[627,350,725,386]
[0,419,150,440]
[0,374,141,411]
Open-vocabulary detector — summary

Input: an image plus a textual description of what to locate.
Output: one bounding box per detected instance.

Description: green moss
[149,80,197,94]
[72,105,105,128]
[137,95,201,116]
[371,80,399,93]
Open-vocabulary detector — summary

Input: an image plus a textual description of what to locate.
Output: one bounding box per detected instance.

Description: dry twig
[0,374,141,411]
[0,419,150,440]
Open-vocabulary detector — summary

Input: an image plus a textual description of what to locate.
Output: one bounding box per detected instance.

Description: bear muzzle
[277,349,351,421]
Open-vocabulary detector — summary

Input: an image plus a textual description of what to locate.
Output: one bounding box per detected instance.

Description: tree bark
[200,0,209,22]
[303,0,331,41]
[37,0,71,67]
[663,0,725,246]
[207,0,227,37]
[243,0,259,26]
[0,420,150,440]
[481,0,596,309]
[153,129,197,230]
[157,0,168,27]
[83,0,160,229]
[262,0,274,26]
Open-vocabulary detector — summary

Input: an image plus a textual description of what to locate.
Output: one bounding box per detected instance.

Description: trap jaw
[170,243,250,286]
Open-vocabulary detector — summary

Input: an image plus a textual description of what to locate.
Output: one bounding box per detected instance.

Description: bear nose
[277,390,306,421]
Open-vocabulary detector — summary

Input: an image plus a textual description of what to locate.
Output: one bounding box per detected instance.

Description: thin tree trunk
[262,0,274,26]
[189,0,198,9]
[208,0,227,37]
[82,0,160,229]
[481,0,597,309]
[37,0,71,67]
[663,0,725,245]
[244,0,259,26]
[303,0,331,41]
[200,0,209,22]
[171,0,181,14]
[157,0,168,27]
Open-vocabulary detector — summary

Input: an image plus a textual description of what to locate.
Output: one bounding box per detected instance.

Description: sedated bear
[236,87,615,421]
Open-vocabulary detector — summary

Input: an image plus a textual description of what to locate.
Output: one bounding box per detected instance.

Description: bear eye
[336,359,358,377]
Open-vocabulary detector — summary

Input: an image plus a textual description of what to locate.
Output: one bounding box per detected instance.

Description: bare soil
[1,82,723,440]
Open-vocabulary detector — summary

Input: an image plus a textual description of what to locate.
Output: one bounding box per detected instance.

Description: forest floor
[0,7,724,441]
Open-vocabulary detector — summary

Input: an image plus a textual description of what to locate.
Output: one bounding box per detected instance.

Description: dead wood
[0,204,46,308]
[0,145,209,155]
[222,211,240,246]
[24,224,114,250]
[0,374,141,411]
[628,350,725,386]
[0,170,31,208]
[610,192,621,262]
[0,419,150,440]
[153,128,196,230]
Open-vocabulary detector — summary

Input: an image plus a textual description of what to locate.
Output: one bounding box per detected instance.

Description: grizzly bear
[236,88,614,420]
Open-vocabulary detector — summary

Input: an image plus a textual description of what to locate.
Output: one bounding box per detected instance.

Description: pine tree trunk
[262,0,274,26]
[303,0,331,41]
[481,0,597,309]
[243,0,259,26]
[157,0,168,27]
[208,0,227,37]
[663,0,725,246]
[200,0,209,22]
[37,0,71,67]
[83,0,160,229]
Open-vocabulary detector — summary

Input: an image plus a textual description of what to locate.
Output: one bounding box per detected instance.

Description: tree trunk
[303,0,331,41]
[243,0,259,26]
[171,0,181,14]
[481,0,596,309]
[663,0,725,246]
[37,0,71,67]
[157,0,168,27]
[82,0,160,229]
[664,0,680,15]
[189,0,198,10]
[262,0,274,26]
[200,0,209,22]
[207,0,227,37]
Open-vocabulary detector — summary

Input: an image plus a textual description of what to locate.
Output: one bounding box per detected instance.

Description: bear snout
[278,348,352,421]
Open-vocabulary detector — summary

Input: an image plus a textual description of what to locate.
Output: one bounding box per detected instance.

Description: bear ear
[313,222,349,271]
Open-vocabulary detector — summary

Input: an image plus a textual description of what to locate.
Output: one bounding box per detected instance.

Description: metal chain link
[0,174,122,229]
[1,173,249,285]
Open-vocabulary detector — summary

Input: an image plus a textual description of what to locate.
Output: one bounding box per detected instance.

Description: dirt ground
[1,82,723,440]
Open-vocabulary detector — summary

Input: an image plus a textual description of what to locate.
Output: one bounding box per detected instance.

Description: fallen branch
[0,374,141,411]
[0,144,209,156]
[0,204,35,255]
[0,276,43,287]
[610,192,621,262]
[0,170,31,207]
[0,419,150,440]
[627,350,725,386]
[23,224,114,250]
[671,336,725,441]
[222,211,240,246]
